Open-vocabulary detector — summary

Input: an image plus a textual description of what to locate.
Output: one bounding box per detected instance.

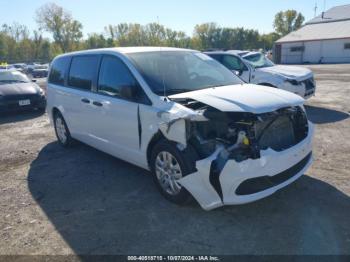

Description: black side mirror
[32,79,37,83]
[119,85,136,100]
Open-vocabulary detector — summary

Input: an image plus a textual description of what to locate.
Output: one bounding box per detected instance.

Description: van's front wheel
[150,140,197,205]
[54,112,73,147]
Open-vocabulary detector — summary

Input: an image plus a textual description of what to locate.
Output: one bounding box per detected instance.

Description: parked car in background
[47,47,313,210]
[25,62,40,74]
[0,63,11,70]
[11,63,26,73]
[205,51,316,99]
[31,64,49,78]
[0,69,46,112]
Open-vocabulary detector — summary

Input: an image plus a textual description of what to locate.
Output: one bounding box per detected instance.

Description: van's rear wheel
[54,112,73,147]
[150,140,197,205]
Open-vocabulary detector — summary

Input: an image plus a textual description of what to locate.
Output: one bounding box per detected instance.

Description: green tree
[243,29,260,50]
[1,23,29,42]
[144,23,168,46]
[193,23,219,50]
[38,40,52,61]
[32,30,43,60]
[273,10,305,36]
[192,23,263,51]
[103,22,190,48]
[165,30,190,48]
[0,33,8,61]
[50,43,63,59]
[0,16,290,63]
[259,32,280,50]
[35,3,83,52]
[85,33,109,49]
[4,37,16,63]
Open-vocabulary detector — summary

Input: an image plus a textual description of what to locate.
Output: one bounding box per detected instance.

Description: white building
[274,4,350,64]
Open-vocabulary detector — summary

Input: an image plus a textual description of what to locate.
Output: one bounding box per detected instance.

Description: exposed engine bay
[170,98,309,162]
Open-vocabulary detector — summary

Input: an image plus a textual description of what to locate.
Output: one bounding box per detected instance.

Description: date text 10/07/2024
[127,256,220,261]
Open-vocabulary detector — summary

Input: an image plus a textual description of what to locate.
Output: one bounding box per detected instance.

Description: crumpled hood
[0,83,40,96]
[169,84,305,114]
[258,65,312,79]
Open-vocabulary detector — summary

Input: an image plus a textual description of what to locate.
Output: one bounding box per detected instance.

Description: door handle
[92,101,103,107]
[81,98,90,104]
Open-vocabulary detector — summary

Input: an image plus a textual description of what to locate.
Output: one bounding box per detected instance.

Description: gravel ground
[0,65,349,255]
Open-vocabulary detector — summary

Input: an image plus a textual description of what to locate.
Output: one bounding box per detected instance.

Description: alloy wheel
[55,117,67,144]
[155,151,183,195]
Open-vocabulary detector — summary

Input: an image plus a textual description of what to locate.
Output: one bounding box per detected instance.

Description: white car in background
[47,47,313,210]
[205,51,316,99]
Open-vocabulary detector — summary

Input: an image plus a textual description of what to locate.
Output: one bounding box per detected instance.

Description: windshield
[0,71,30,84]
[243,53,274,68]
[127,51,243,95]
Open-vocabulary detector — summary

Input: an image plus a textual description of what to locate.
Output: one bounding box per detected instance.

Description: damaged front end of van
[156,88,314,210]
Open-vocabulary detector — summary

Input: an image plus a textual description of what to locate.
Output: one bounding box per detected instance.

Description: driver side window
[98,56,151,105]
[98,56,137,97]
[222,55,246,71]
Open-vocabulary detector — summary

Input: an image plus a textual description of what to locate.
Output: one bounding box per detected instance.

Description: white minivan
[47,47,314,210]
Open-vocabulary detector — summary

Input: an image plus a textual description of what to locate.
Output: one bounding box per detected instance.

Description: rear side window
[68,56,99,90]
[48,56,70,85]
[98,56,137,97]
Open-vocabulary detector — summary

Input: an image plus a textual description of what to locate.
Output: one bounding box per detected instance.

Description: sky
[1,0,350,38]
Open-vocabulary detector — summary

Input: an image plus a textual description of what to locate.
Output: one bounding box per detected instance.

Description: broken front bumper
[281,78,316,99]
[179,121,314,211]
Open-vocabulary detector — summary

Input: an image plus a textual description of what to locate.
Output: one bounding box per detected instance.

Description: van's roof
[57,47,196,58]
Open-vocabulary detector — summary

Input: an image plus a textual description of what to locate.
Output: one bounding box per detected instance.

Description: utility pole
[314,2,318,17]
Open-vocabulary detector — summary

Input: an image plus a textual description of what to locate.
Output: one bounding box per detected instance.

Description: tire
[150,139,198,205]
[53,111,73,147]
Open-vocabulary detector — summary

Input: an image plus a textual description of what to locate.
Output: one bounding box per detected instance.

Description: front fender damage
[157,103,207,147]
